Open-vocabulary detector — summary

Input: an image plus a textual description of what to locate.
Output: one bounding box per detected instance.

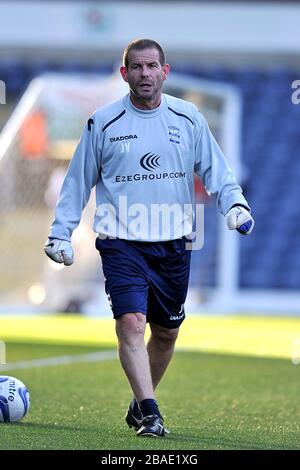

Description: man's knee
[150,323,179,347]
[116,312,146,342]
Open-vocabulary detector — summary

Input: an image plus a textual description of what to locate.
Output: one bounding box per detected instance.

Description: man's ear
[120,66,128,83]
[162,63,170,81]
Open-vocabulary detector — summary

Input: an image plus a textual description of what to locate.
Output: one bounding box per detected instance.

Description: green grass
[2,314,300,359]
[2,341,112,362]
[1,342,300,450]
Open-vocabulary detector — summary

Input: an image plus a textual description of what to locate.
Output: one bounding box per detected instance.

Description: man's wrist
[229,203,250,213]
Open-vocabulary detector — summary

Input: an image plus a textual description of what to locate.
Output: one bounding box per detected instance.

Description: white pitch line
[0,350,117,371]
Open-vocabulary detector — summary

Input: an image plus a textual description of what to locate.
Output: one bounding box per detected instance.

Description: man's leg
[115,312,154,402]
[147,323,179,390]
[125,322,179,436]
[117,312,167,436]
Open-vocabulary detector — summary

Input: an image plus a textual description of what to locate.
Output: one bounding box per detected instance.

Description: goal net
[0,72,241,314]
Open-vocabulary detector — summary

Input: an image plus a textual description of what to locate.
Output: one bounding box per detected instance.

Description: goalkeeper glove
[226,206,254,235]
[44,239,74,266]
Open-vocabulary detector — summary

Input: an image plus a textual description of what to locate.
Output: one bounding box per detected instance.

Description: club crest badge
[168,126,180,144]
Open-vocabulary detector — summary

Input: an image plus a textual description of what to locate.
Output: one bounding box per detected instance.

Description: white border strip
[0,350,117,371]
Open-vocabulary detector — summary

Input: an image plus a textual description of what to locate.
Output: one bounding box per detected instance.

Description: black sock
[139,398,161,418]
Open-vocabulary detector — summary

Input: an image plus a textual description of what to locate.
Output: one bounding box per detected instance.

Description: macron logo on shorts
[107,294,113,310]
[170,304,185,321]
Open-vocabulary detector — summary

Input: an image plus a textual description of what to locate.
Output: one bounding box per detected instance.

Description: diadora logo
[168,126,180,144]
[140,153,161,172]
[110,134,138,142]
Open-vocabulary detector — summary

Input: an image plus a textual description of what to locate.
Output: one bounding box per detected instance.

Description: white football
[0,376,30,422]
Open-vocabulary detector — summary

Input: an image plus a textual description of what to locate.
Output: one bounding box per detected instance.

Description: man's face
[120,48,170,106]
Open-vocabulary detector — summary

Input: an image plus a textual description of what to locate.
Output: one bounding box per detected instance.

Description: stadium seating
[181,63,300,290]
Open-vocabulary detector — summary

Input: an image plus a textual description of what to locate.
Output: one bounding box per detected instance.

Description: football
[0,376,30,422]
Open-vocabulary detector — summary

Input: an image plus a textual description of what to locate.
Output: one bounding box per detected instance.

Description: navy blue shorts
[96,238,191,329]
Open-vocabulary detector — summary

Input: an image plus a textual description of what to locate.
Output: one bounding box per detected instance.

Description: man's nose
[141,66,149,77]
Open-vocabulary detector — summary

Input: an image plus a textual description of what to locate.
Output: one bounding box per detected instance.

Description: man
[44,39,254,438]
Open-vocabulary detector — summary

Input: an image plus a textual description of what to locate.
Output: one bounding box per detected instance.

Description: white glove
[226,206,254,235]
[44,239,74,266]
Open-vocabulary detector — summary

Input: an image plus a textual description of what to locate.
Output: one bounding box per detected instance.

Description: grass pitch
[1,340,300,450]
